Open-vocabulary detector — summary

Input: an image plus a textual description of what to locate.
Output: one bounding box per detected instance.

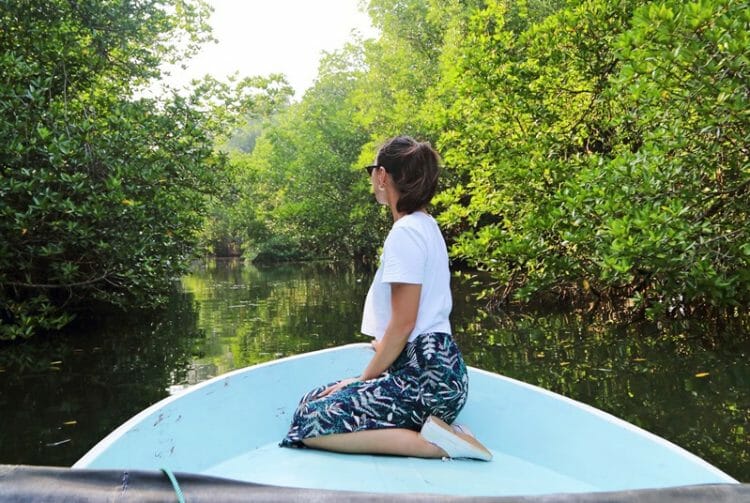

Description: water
[0,259,747,481]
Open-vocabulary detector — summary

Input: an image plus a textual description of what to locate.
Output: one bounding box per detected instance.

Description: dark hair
[376,136,440,214]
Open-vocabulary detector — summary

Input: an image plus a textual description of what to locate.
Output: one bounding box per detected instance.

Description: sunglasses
[364,165,380,175]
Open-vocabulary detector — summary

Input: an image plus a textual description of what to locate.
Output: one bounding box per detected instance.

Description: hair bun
[376,136,441,214]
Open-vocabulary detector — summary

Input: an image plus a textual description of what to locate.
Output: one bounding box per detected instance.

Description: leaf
[694,372,710,378]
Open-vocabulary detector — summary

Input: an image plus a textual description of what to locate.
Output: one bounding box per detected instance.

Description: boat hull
[74,344,737,496]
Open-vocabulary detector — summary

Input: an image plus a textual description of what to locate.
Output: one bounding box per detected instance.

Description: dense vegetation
[1,0,747,339]
[0,1,290,339]
[216,0,748,320]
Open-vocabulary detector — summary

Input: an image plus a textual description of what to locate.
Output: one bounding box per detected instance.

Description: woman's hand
[316,377,360,399]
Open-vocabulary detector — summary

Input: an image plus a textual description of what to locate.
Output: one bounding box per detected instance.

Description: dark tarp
[0,465,747,503]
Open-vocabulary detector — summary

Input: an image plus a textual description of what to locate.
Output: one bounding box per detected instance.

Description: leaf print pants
[280,332,468,447]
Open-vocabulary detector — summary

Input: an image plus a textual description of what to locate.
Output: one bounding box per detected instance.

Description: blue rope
[160,467,185,503]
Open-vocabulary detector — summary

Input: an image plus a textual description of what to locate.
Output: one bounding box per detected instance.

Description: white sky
[161,0,378,98]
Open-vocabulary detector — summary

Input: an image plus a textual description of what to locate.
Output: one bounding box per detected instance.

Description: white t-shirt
[361,211,452,342]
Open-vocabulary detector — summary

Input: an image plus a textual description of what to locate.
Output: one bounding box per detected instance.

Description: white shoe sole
[420,416,493,461]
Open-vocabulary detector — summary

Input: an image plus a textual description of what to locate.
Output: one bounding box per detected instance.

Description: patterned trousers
[280,332,468,447]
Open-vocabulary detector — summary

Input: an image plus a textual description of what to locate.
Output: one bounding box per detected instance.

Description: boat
[72,343,738,497]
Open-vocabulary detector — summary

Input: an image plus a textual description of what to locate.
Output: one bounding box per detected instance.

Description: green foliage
[220,0,455,263]
[0,0,223,339]
[355,0,446,139]
[212,44,388,262]
[602,0,750,314]
[193,75,295,257]
[207,0,748,317]
[188,73,294,144]
[6,0,746,336]
[430,0,749,316]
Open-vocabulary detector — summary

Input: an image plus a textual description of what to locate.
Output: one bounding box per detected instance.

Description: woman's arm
[316,282,420,398]
[360,282,420,380]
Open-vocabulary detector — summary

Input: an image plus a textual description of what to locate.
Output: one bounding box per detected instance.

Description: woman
[280,136,491,460]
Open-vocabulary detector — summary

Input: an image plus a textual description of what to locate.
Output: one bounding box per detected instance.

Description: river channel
[0,259,747,481]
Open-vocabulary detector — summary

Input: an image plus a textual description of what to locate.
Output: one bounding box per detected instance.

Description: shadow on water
[0,290,204,467]
[0,258,747,481]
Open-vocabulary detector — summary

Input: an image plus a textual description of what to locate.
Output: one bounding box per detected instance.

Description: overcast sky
[161,0,378,98]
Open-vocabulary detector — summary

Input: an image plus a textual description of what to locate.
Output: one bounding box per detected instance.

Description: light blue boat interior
[74,344,737,496]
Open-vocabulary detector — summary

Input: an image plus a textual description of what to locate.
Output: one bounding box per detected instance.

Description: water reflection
[181,260,372,376]
[0,258,747,482]
[0,291,204,467]
[452,310,749,480]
